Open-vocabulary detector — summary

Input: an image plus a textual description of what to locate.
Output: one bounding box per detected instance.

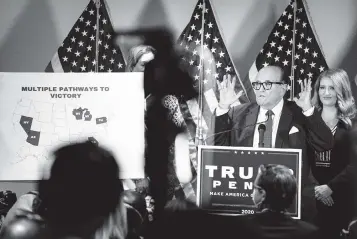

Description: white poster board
[0,72,145,180]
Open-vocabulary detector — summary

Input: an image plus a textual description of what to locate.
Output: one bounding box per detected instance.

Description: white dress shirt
[252,99,284,148]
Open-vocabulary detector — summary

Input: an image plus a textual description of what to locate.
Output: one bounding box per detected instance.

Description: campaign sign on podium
[196,146,302,219]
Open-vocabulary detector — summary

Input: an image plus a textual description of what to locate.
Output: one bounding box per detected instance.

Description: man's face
[252,172,265,207]
[132,52,155,72]
[253,67,287,110]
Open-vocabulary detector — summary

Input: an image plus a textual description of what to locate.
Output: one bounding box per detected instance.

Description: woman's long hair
[312,68,356,127]
[94,197,128,239]
[126,45,156,72]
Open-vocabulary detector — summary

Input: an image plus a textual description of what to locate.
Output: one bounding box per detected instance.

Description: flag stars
[208,58,213,64]
[205,8,209,13]
[307,72,313,78]
[100,30,104,34]
[313,51,318,57]
[194,75,199,80]
[78,41,84,47]
[208,22,213,28]
[298,8,303,12]
[213,37,219,43]
[194,13,200,20]
[289,39,293,45]
[281,35,286,41]
[93,24,97,30]
[71,37,76,42]
[71,61,77,67]
[104,44,109,49]
[302,22,307,28]
[205,68,211,74]
[302,58,307,63]
[274,56,280,62]
[300,69,304,74]
[197,64,202,70]
[286,49,291,55]
[283,59,289,66]
[219,51,225,57]
[263,62,269,67]
[297,43,303,49]
[304,47,309,53]
[307,37,312,43]
[81,30,88,36]
[195,39,200,45]
[85,20,91,26]
[87,45,92,51]
[102,54,107,60]
[277,45,283,51]
[203,79,208,84]
[99,65,104,70]
[282,11,287,16]
[288,14,292,19]
[187,35,193,41]
[277,20,283,26]
[203,43,208,49]
[300,33,304,38]
[216,61,222,68]
[273,31,280,37]
[102,18,107,24]
[106,33,111,39]
[198,2,203,9]
[185,45,189,50]
[90,35,95,41]
[284,24,289,30]
[189,60,194,65]
[225,66,231,72]
[75,27,80,32]
[205,33,211,39]
[266,52,272,58]
[193,49,198,55]
[92,60,96,66]
[118,62,123,68]
[191,24,196,30]
[80,65,86,71]
[74,51,80,57]
[112,49,117,54]
[107,69,112,73]
[98,40,102,45]
[214,73,219,79]
[211,47,216,53]
[319,66,325,72]
[62,56,68,62]
[84,56,89,61]
[89,10,94,15]
[79,16,84,22]
[270,41,276,47]
[310,62,316,68]
[296,18,300,23]
[295,54,300,59]
[199,28,203,35]
[66,47,72,52]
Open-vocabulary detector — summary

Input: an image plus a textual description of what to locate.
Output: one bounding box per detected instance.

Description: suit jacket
[239,210,320,239]
[207,101,332,187]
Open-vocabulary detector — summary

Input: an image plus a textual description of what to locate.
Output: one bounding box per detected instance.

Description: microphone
[204,117,269,144]
[258,124,266,148]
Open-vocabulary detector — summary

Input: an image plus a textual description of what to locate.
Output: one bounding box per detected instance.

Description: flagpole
[290,0,297,101]
[95,0,100,72]
[195,0,205,146]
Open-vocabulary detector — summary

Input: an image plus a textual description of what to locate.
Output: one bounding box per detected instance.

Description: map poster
[196,146,302,219]
[0,72,145,180]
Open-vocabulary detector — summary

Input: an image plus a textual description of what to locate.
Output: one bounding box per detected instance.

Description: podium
[196,146,302,219]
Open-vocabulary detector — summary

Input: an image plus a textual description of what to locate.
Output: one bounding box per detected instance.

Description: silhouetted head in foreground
[38,141,123,237]
[252,164,297,212]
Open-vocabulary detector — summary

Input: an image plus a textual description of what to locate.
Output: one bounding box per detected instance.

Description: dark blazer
[208,101,332,187]
[239,210,321,239]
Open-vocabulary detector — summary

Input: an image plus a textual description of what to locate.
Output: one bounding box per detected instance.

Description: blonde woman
[308,68,356,239]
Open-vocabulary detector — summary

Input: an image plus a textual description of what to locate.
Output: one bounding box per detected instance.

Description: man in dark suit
[208,65,333,221]
[240,164,321,239]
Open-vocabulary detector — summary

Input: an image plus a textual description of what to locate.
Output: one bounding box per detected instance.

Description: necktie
[263,110,274,148]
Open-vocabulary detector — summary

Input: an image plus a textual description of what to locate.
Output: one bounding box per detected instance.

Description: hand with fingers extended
[315,185,334,207]
[293,78,313,112]
[217,74,243,109]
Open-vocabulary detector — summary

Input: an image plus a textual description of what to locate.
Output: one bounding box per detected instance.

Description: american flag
[176,0,254,201]
[45,0,125,72]
[246,0,328,98]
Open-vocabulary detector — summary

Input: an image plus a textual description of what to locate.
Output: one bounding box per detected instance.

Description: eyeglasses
[252,81,285,90]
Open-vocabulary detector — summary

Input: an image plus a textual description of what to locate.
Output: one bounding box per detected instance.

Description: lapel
[237,104,259,146]
[275,102,293,148]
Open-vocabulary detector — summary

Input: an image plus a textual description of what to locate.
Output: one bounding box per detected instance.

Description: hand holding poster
[197,146,302,218]
[0,73,144,180]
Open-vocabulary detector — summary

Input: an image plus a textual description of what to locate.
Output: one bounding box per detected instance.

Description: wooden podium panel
[196,146,302,219]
